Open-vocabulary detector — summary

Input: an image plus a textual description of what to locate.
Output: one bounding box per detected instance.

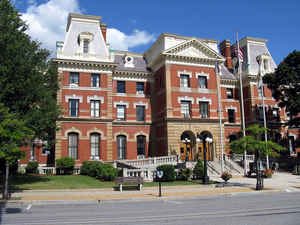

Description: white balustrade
[119,155,178,169]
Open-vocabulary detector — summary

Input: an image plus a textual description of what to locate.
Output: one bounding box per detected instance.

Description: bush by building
[193,159,204,179]
[156,164,176,182]
[177,168,192,181]
[80,161,118,181]
[25,161,39,174]
[56,157,75,175]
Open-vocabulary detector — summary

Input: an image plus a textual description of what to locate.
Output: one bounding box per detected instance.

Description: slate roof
[114,51,150,73]
[219,64,236,80]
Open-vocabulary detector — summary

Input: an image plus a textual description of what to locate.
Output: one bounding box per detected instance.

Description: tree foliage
[229,124,284,158]
[0,0,60,144]
[263,50,300,126]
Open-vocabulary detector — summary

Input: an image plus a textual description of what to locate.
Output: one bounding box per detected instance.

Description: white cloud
[21,0,81,54]
[107,28,155,51]
[21,0,155,54]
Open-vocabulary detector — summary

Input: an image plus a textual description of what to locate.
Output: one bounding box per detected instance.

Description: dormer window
[124,55,134,68]
[83,40,89,53]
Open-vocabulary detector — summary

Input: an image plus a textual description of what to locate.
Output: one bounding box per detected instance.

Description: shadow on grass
[0,174,50,193]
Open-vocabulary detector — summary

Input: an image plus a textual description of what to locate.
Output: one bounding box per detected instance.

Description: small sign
[156,170,164,179]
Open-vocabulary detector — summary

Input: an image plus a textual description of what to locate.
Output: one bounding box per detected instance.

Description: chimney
[219,40,232,70]
[100,23,107,42]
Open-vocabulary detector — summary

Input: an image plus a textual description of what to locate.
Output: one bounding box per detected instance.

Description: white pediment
[163,39,224,61]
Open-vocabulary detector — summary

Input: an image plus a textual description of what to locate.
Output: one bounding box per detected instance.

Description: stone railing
[118,155,178,169]
[122,168,155,182]
[231,154,255,162]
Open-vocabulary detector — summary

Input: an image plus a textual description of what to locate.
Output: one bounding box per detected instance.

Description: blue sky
[14,0,300,64]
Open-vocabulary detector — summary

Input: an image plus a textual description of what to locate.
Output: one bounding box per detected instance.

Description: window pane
[69,99,79,117]
[180,75,190,88]
[91,74,100,87]
[136,106,145,121]
[181,101,190,118]
[91,100,100,117]
[136,82,144,92]
[117,135,126,160]
[68,133,78,159]
[117,81,126,93]
[117,105,126,120]
[226,88,233,99]
[228,109,235,123]
[70,73,79,85]
[200,102,209,118]
[83,40,89,53]
[90,133,100,157]
[198,76,207,88]
[137,135,146,156]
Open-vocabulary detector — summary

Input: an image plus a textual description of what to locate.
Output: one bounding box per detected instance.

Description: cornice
[53,58,118,69]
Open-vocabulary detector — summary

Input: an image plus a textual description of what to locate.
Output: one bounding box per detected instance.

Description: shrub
[177,168,192,181]
[156,165,176,182]
[193,159,204,179]
[221,171,232,183]
[26,161,39,174]
[80,161,118,181]
[56,157,75,175]
[99,164,118,181]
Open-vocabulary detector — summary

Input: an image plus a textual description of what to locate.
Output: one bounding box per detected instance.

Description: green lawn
[0,175,210,190]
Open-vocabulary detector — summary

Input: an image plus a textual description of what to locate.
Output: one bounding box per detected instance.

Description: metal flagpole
[216,61,224,173]
[236,31,247,176]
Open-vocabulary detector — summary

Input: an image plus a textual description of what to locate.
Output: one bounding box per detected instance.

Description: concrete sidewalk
[8,172,300,202]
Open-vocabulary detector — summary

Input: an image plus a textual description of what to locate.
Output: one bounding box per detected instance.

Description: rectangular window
[117,81,126,93]
[91,100,100,117]
[136,82,144,94]
[181,101,191,118]
[198,76,207,88]
[83,40,89,53]
[70,72,79,86]
[226,88,233,99]
[228,109,235,123]
[272,108,279,121]
[91,74,100,87]
[258,85,265,97]
[180,74,190,88]
[199,102,209,118]
[68,133,78,160]
[90,134,100,158]
[136,106,145,121]
[69,99,79,117]
[117,105,126,120]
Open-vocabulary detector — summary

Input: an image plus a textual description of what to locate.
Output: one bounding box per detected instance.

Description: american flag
[235,46,244,61]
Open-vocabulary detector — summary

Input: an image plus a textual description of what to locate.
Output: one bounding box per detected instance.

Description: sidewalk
[8,172,300,202]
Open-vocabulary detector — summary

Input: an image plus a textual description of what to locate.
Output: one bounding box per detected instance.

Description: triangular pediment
[163,39,224,61]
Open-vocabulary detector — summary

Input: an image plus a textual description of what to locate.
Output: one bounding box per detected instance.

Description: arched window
[68,133,78,159]
[117,135,126,160]
[90,133,100,159]
[137,135,146,157]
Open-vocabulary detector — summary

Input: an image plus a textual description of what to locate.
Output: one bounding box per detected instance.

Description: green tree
[0,0,60,144]
[263,50,300,126]
[0,105,33,199]
[229,124,284,159]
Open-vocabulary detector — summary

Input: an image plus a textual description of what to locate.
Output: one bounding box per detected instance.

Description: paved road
[1,192,300,225]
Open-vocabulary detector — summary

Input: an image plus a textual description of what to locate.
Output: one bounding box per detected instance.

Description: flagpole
[216,61,224,174]
[236,31,247,176]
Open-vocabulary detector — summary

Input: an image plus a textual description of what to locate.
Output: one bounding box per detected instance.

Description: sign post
[156,170,164,197]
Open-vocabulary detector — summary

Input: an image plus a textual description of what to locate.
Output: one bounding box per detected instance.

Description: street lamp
[182,137,191,161]
[197,133,213,184]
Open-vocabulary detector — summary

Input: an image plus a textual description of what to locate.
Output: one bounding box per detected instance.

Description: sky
[12,0,300,64]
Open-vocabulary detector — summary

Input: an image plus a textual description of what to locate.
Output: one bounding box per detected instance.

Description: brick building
[19,13,299,168]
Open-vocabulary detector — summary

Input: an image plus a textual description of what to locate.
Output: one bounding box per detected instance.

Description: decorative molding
[178,96,194,104]
[113,101,129,108]
[177,70,192,78]
[225,106,238,112]
[220,84,236,88]
[64,127,82,137]
[197,88,210,93]
[196,97,212,105]
[65,94,83,103]
[87,95,104,103]
[134,132,149,141]
[179,87,192,93]
[86,128,104,138]
[113,132,129,141]
[133,102,148,109]
[195,71,210,79]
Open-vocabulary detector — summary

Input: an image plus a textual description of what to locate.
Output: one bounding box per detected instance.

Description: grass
[0,175,214,190]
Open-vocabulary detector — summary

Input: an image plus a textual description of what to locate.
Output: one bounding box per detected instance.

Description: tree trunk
[3,160,9,200]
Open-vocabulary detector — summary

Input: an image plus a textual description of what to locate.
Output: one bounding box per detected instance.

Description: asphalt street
[1,192,300,225]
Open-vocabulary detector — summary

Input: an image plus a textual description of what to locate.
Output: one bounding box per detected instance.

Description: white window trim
[113,101,129,108]
[177,70,192,78]
[196,97,211,105]
[65,94,83,103]
[79,32,94,54]
[87,95,104,104]
[134,102,148,109]
[196,71,210,79]
[178,96,194,104]
[225,106,237,112]
[124,55,134,68]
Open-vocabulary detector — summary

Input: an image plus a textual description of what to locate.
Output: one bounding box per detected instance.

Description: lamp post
[197,133,213,184]
[182,138,191,161]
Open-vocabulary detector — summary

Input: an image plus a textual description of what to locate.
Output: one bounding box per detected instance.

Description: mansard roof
[219,64,236,80]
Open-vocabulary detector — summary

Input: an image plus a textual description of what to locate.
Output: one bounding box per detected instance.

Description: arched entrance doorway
[197,131,214,161]
[179,131,196,161]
